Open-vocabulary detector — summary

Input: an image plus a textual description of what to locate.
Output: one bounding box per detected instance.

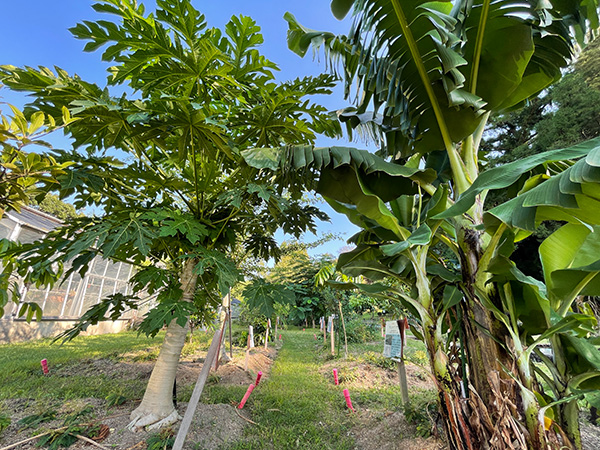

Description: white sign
[383,321,404,358]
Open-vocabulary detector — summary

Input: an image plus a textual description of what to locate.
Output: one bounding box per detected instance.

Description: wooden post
[396,318,409,405]
[338,300,348,359]
[244,334,250,371]
[323,316,327,342]
[330,316,335,356]
[228,305,233,359]
[275,317,278,341]
[264,319,270,350]
[397,359,410,406]
[172,326,224,450]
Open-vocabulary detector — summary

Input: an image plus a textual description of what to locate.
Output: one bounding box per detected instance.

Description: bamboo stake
[0,428,66,450]
[75,434,110,449]
[213,313,228,371]
[338,300,348,359]
[172,324,225,450]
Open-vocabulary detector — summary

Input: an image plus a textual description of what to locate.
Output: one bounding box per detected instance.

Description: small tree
[1,0,338,430]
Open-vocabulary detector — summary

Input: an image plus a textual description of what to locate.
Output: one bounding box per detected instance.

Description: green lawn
[227,330,356,450]
[0,330,217,402]
[0,326,434,449]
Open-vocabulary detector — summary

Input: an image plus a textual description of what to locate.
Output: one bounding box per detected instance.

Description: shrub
[344,319,379,343]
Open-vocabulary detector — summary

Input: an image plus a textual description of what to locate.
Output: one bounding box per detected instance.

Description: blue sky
[0,0,363,256]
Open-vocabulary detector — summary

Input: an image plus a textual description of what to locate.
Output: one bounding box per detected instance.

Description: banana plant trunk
[128,259,197,430]
[458,226,546,450]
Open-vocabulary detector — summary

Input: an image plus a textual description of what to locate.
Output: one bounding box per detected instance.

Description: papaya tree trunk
[128,258,197,430]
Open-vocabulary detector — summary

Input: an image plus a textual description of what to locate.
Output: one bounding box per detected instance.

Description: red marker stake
[343,389,355,412]
[255,371,262,386]
[333,369,339,385]
[238,384,255,409]
[279,334,282,340]
[40,359,49,375]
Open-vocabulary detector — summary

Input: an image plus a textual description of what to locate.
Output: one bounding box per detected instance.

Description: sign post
[383,320,410,405]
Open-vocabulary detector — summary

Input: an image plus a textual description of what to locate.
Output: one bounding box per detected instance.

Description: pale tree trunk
[128,259,197,430]
[216,293,231,368]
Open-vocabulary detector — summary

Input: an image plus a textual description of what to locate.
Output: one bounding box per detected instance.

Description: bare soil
[0,347,275,450]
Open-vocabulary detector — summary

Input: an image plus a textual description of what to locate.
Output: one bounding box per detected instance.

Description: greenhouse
[0,206,141,343]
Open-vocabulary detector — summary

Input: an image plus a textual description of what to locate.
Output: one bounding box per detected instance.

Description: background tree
[482,41,600,280]
[0,0,338,430]
[27,194,82,221]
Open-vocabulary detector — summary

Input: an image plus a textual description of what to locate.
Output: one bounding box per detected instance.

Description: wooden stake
[264,319,270,350]
[228,303,233,359]
[274,316,278,341]
[173,326,224,450]
[330,316,335,356]
[244,333,250,371]
[323,317,327,342]
[397,359,410,406]
[338,300,348,359]
[213,313,228,371]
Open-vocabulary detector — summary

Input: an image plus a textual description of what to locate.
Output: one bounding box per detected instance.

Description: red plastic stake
[333,369,339,385]
[40,359,49,375]
[343,389,355,412]
[255,371,263,386]
[238,384,255,409]
[279,334,282,340]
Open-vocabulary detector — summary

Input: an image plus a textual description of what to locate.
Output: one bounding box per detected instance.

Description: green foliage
[0,413,10,434]
[343,319,379,343]
[37,405,93,450]
[28,194,82,221]
[17,410,57,429]
[0,0,336,340]
[0,105,68,218]
[146,427,175,450]
[243,279,296,318]
[105,392,127,406]
[276,0,600,447]
[403,390,438,438]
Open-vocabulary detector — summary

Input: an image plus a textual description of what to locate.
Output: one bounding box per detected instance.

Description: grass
[227,330,356,450]
[0,329,218,402]
[0,324,436,448]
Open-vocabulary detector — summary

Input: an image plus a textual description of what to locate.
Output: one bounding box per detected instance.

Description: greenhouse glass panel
[104,261,121,279]
[17,226,44,244]
[78,278,102,315]
[42,285,68,317]
[23,286,49,307]
[91,258,109,276]
[0,218,15,239]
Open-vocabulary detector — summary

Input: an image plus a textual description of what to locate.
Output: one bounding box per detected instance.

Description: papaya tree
[242,0,600,448]
[0,0,338,430]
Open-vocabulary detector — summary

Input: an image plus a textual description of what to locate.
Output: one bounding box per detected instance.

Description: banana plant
[243,0,600,447]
